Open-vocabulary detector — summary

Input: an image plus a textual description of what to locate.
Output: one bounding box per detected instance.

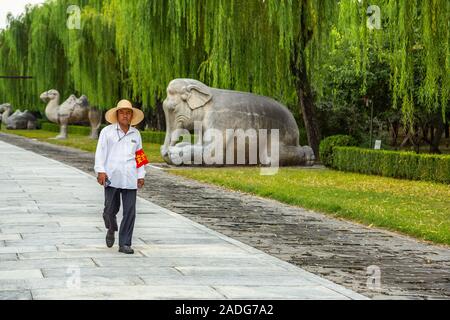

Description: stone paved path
[0,138,366,300]
[1,131,449,300]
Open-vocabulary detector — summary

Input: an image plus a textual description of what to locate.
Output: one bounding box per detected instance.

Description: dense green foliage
[171,167,450,245]
[333,147,450,184]
[0,0,448,149]
[334,0,449,127]
[319,135,358,167]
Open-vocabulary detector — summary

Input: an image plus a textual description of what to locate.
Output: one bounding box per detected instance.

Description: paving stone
[32,285,225,300]
[18,250,145,260]
[174,266,295,278]
[41,266,181,278]
[0,234,21,241]
[6,238,116,247]
[0,253,18,262]
[2,226,100,234]
[0,136,373,299]
[0,290,32,300]
[0,258,96,271]
[213,285,351,300]
[140,274,317,287]
[0,246,58,254]
[0,269,43,280]
[92,256,269,268]
[0,276,145,291]
[20,232,105,240]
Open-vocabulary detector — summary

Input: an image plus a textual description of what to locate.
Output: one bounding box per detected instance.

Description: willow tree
[27,1,75,110]
[0,0,340,156]
[336,0,449,136]
[2,0,446,152]
[0,8,34,107]
[190,0,338,158]
[0,0,119,112]
[102,0,206,112]
[33,0,120,110]
[268,0,337,157]
[64,1,120,108]
[0,1,76,110]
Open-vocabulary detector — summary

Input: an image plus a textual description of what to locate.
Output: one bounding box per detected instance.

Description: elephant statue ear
[185,85,212,110]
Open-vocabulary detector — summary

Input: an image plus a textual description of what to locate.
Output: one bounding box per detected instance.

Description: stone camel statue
[0,103,37,130]
[161,78,315,166]
[40,89,102,139]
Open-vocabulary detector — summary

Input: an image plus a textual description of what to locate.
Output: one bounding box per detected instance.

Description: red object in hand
[135,149,149,168]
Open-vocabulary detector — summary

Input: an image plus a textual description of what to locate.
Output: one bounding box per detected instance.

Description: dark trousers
[103,186,137,247]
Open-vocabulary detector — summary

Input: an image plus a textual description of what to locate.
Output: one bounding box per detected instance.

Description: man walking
[94,100,148,254]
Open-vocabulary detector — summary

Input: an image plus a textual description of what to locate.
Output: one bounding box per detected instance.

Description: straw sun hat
[105,99,144,126]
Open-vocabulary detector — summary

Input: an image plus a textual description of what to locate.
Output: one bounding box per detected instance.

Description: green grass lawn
[0,127,164,163]
[170,167,450,246]
[2,127,449,246]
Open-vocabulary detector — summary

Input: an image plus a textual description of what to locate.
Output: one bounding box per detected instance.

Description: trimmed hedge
[41,122,106,135]
[319,134,358,166]
[41,122,167,144]
[333,147,450,184]
[41,122,60,132]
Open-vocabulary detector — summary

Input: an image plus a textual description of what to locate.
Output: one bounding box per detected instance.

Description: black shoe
[118,245,134,254]
[106,230,115,248]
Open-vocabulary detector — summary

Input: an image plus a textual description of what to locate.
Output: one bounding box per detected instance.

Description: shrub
[141,131,166,144]
[333,147,450,184]
[40,122,58,132]
[41,122,103,135]
[319,135,358,166]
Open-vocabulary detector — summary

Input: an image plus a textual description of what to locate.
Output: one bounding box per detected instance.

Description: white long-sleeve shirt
[94,124,146,190]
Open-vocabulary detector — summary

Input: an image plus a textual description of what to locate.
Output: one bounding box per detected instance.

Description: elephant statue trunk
[161,100,174,163]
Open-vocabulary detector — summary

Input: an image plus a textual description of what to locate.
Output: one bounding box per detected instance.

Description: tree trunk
[388,119,400,149]
[291,11,320,160]
[145,100,166,131]
[420,123,432,146]
[400,126,421,153]
[429,113,444,154]
[296,77,321,159]
[413,125,421,153]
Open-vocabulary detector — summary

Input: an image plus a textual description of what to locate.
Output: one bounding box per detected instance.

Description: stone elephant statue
[161,78,315,166]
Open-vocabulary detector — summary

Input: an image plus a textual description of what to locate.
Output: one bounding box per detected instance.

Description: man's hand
[138,178,145,189]
[97,172,107,186]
